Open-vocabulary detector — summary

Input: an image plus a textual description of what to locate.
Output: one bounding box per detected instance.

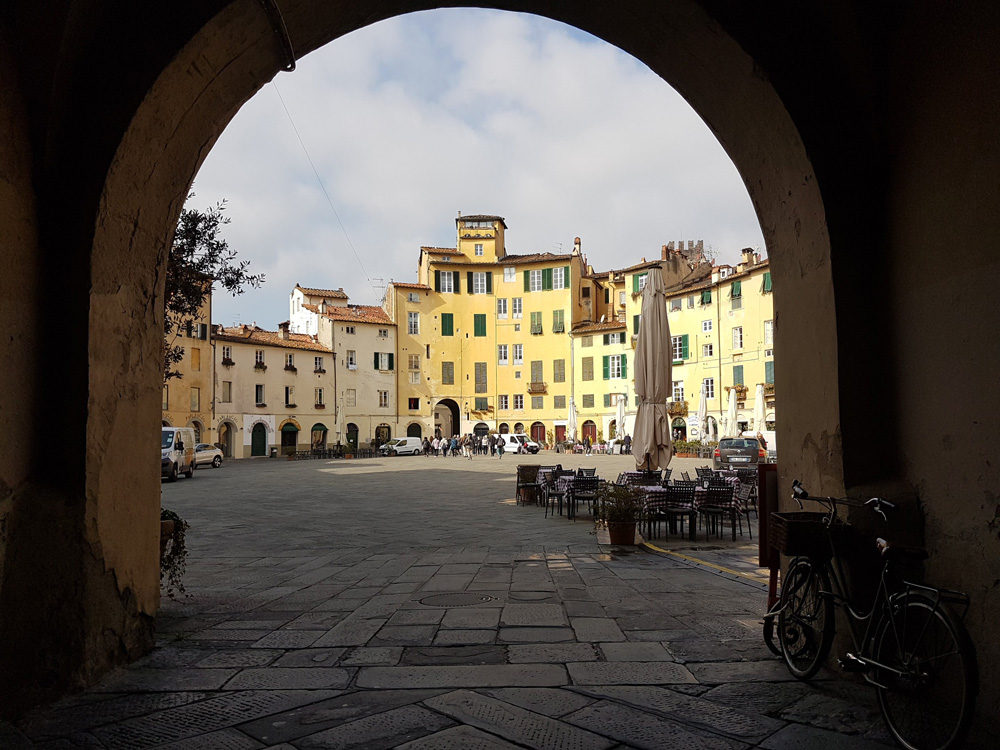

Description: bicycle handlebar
[790,480,895,520]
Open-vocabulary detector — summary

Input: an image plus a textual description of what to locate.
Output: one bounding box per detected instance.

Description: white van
[498,433,540,455]
[161,426,196,481]
[378,437,423,456]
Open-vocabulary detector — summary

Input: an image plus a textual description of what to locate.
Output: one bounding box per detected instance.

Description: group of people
[422,433,522,459]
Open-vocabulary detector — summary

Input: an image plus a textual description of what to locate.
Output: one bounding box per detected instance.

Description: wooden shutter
[620,354,627,379]
[731,280,742,298]
[633,274,639,294]
[475,314,486,337]
[681,334,689,359]
[633,315,640,335]
[542,268,553,290]
[763,272,772,293]
[734,365,744,386]
[486,272,493,294]
[441,313,453,336]
[434,270,441,292]
[604,287,609,304]
[468,271,474,294]
[603,333,610,345]
[563,265,570,289]
[604,393,611,408]
[603,355,610,380]
[701,289,712,304]
[388,353,394,371]
[374,352,380,370]
[524,270,531,292]
[765,361,774,384]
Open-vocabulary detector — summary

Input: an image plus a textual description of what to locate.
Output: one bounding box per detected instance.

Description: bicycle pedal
[839,654,867,673]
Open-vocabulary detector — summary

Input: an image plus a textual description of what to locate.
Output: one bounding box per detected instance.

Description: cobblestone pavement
[5,454,972,748]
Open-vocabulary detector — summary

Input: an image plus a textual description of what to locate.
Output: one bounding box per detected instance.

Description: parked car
[378,437,423,456]
[498,433,540,454]
[161,426,196,481]
[713,436,766,469]
[195,443,224,468]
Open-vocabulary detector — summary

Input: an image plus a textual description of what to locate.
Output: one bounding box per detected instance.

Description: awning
[311,423,328,432]
[281,423,299,432]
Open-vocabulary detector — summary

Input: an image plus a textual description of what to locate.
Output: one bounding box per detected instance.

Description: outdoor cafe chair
[695,466,714,481]
[652,483,697,540]
[680,470,692,482]
[577,467,597,477]
[515,465,543,506]
[569,475,600,520]
[735,468,759,515]
[697,483,739,541]
[544,470,576,518]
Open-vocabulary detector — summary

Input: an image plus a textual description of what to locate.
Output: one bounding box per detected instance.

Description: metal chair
[577,467,597,477]
[569,475,600,520]
[544,470,575,518]
[515,465,542,506]
[697,483,739,541]
[659,483,697,540]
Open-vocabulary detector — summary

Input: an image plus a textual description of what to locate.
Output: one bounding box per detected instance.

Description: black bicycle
[763,480,978,750]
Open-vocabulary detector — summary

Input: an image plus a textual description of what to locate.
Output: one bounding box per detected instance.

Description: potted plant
[595,483,646,545]
[160,508,190,600]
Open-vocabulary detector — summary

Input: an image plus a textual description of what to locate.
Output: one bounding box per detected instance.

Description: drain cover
[418,593,497,608]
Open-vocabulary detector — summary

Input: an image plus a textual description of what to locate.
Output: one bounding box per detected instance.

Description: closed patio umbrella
[725,387,738,437]
[617,392,626,441]
[567,397,578,443]
[697,382,708,443]
[753,383,766,433]
[335,398,346,444]
[632,267,672,470]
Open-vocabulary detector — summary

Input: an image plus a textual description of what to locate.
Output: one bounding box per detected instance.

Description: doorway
[530,422,546,444]
[347,423,359,452]
[251,423,267,457]
[280,424,299,455]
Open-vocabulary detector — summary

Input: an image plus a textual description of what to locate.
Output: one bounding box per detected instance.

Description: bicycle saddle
[876,538,929,562]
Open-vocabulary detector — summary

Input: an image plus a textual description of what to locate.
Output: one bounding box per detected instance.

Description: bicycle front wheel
[777,556,834,679]
[873,594,978,750]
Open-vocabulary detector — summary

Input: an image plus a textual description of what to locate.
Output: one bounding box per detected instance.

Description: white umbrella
[335,397,346,444]
[725,387,738,437]
[617,392,626,441]
[753,383,766,433]
[632,267,672,470]
[567,397,579,443]
[697,382,708,443]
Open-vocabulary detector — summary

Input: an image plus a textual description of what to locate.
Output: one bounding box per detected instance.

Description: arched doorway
[737,415,749,434]
[311,423,328,450]
[582,420,597,443]
[218,421,235,458]
[434,399,460,438]
[250,423,268,457]
[374,423,391,448]
[498,423,510,434]
[530,422,546,444]
[346,423,359,452]
[609,419,617,440]
[705,416,718,443]
[473,422,489,437]
[671,418,687,440]
[187,419,204,443]
[406,423,422,438]
[280,423,299,455]
[765,412,776,431]
[514,422,525,434]
[161,419,172,427]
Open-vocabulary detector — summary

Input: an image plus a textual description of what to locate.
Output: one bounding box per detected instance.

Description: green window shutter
[603,333,610,346]
[734,365,744,386]
[434,270,441,292]
[604,287,609,304]
[563,265,570,289]
[467,271,474,294]
[765,360,774,384]
[620,354,627,379]
[633,315,640,335]
[731,280,742,298]
[441,313,453,336]
[388,353,394,371]
[681,334,689,359]
[474,314,486,337]
[701,289,712,304]
[603,355,610,380]
[603,393,611,408]
[632,274,639,294]
[524,270,530,292]
[763,272,772,293]
[475,397,488,411]
[486,271,493,294]
[542,268,553,290]
[374,352,380,370]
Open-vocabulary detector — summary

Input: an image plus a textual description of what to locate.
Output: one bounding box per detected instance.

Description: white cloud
[192,8,765,328]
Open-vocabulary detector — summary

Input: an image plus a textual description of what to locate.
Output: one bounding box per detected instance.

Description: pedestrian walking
[450,436,458,456]
[497,436,505,459]
[623,433,632,455]
[462,435,472,460]
[488,433,496,457]
[584,436,591,456]
[432,436,440,456]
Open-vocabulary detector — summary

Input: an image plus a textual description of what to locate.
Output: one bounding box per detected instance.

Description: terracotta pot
[607,522,637,545]
[160,520,176,559]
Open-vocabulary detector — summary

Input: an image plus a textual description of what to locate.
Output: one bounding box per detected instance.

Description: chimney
[661,244,668,261]
[573,237,581,255]
[278,321,290,340]
[320,300,327,314]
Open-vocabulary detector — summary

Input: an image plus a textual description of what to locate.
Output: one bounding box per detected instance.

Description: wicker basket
[770,511,850,558]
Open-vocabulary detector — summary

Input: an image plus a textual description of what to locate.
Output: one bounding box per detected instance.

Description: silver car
[195,443,224,468]
[713,437,765,469]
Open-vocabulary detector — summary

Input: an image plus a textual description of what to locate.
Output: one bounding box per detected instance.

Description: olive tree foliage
[164,198,264,382]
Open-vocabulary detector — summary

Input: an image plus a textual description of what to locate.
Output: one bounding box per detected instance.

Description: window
[504,267,516,282]
[765,360,775,384]
[442,361,455,385]
[408,292,420,303]
[553,266,566,289]
[255,384,265,405]
[513,344,523,365]
[475,243,484,256]
[581,335,593,347]
[409,397,420,409]
[191,347,201,371]
[700,289,712,305]
[604,354,626,379]
[553,395,566,409]
[255,349,265,365]
[345,326,356,335]
[497,298,507,319]
[474,314,486,337]
[514,324,520,332]
[441,312,454,336]
[602,332,623,345]
[620,291,626,306]
[375,352,394,371]
[347,350,357,369]
[530,311,542,335]
[582,394,595,408]
[499,395,509,410]
[378,329,389,338]
[582,356,594,381]
[284,386,294,406]
[514,395,524,410]
[703,343,714,358]
[582,287,590,298]
[553,359,566,383]
[672,381,685,402]
[764,319,774,346]
[762,271,773,293]
[552,309,565,333]
[222,345,232,362]
[702,319,713,333]
[314,356,324,372]
[162,386,168,410]
[670,298,682,312]
[408,312,419,335]
[604,393,612,408]
[671,334,690,361]
[512,297,523,319]
[703,378,714,399]
[530,360,543,383]
[529,269,543,292]
[378,390,389,408]
[687,295,695,309]
[633,315,640,335]
[472,271,488,294]
[475,397,488,411]
[733,327,744,350]
[475,362,487,393]
[732,295,743,311]
[190,387,200,411]
[514,371,521,379]
[531,395,543,410]
[733,365,744,386]
[315,387,324,406]
[346,389,356,407]
[437,270,454,293]
[409,371,420,384]
[409,354,420,370]
[498,344,508,365]
[635,272,648,292]
[221,381,232,403]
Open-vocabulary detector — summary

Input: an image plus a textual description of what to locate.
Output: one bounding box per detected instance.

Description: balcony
[527,382,547,394]
[667,400,689,417]
[253,363,267,372]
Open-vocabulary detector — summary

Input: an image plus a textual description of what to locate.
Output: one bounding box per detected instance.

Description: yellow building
[161,294,214,444]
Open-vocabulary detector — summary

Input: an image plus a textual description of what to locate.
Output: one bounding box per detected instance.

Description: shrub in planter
[595,483,646,545]
[160,508,190,600]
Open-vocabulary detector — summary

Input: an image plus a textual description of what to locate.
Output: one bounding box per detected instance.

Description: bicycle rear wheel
[873,594,977,750]
[777,556,834,679]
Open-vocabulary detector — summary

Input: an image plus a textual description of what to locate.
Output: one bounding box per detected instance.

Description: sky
[191,8,766,329]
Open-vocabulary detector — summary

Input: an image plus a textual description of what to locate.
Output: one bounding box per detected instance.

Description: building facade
[161,295,214,444]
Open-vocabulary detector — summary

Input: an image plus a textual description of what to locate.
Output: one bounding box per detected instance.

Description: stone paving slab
[567,661,697,686]
[759,722,891,749]
[482,688,597,718]
[357,664,569,689]
[424,690,616,750]
[434,629,498,645]
[598,642,673,662]
[395,724,526,749]
[570,617,627,642]
[90,668,239,693]
[507,643,599,663]
[497,627,577,643]
[566,700,746,750]
[400,645,507,666]
[223,667,353,689]
[295,704,454,750]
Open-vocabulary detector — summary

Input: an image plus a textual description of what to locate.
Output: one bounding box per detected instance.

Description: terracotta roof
[295,284,348,299]
[457,214,507,227]
[571,320,627,334]
[390,282,432,290]
[670,259,770,295]
[618,259,666,274]
[498,252,574,265]
[304,303,394,326]
[214,325,330,352]
[421,246,464,255]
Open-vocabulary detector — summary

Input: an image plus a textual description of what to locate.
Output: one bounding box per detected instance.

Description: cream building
[162,295,214,444]
[213,324,335,457]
